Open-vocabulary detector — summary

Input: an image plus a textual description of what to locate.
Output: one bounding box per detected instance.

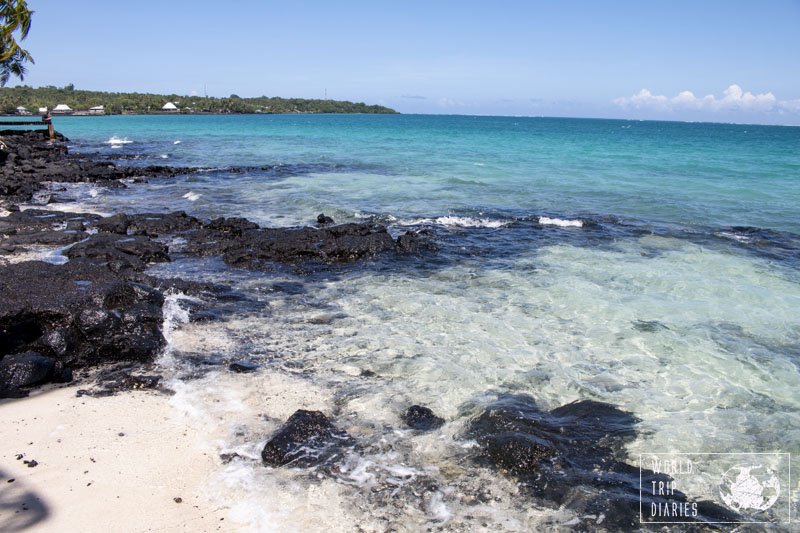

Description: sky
[10,0,800,124]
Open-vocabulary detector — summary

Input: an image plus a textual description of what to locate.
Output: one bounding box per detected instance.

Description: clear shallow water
[43,115,800,529]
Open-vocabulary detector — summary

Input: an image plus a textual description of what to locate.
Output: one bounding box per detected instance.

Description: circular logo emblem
[718,465,780,513]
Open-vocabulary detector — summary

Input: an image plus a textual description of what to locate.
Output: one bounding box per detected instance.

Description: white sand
[0,384,229,532]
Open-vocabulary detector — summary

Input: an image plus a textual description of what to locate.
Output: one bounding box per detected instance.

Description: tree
[0,0,33,86]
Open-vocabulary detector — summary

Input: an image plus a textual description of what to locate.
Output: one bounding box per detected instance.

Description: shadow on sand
[0,468,50,531]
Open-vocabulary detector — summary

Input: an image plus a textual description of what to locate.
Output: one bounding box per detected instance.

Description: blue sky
[12,0,800,123]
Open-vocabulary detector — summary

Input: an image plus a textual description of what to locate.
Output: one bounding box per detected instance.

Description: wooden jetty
[0,117,56,140]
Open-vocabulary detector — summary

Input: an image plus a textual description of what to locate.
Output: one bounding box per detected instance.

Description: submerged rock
[261,409,351,467]
[229,360,259,373]
[402,405,445,430]
[464,394,739,529]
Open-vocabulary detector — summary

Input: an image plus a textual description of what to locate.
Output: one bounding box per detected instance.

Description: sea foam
[538,216,583,228]
[397,215,510,229]
[105,136,133,145]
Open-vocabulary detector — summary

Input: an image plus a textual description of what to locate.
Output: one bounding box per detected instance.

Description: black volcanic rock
[316,213,334,225]
[0,209,100,236]
[261,410,351,467]
[402,405,445,430]
[464,394,739,529]
[184,220,399,267]
[0,351,72,398]
[96,212,204,237]
[229,360,259,373]
[0,260,165,370]
[0,130,196,203]
[66,233,170,271]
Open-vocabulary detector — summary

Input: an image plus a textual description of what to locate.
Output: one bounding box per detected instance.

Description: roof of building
[53,104,72,111]
[162,102,178,110]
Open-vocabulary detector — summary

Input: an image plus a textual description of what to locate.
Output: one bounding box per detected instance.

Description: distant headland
[0,85,398,115]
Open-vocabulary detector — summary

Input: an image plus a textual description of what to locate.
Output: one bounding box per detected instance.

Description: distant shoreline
[0,85,397,116]
[0,111,403,117]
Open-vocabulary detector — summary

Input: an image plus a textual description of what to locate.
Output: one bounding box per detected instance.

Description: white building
[52,104,73,115]
[38,107,48,115]
[162,102,178,112]
[88,105,105,115]
[15,106,31,116]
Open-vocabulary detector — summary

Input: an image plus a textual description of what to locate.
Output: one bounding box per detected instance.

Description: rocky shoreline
[0,130,422,398]
[0,130,744,530]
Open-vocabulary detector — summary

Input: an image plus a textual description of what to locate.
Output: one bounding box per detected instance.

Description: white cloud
[778,99,800,112]
[613,84,792,113]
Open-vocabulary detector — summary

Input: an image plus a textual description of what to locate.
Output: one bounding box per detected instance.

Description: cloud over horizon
[614,85,800,115]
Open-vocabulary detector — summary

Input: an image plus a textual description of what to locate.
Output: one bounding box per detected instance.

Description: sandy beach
[0,385,227,532]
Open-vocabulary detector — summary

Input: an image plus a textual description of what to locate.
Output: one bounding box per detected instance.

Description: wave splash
[538,216,584,228]
[105,136,133,146]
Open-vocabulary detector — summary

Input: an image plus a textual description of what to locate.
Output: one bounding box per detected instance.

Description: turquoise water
[39,115,800,529]
[55,114,800,232]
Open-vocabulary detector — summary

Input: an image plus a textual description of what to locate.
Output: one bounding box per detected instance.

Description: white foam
[173,140,182,145]
[159,154,169,159]
[182,192,201,202]
[0,209,11,217]
[158,292,200,367]
[717,231,751,243]
[426,491,452,523]
[538,216,583,228]
[435,215,509,228]
[105,136,133,145]
[0,241,78,265]
[396,215,510,228]
[19,203,111,216]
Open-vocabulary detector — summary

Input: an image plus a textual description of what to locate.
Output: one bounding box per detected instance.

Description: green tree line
[0,85,398,115]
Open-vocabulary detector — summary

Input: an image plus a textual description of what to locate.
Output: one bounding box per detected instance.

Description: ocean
[42,114,800,530]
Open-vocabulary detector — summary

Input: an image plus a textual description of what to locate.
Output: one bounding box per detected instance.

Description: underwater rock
[229,360,259,373]
[465,394,739,529]
[402,405,445,430]
[261,409,351,467]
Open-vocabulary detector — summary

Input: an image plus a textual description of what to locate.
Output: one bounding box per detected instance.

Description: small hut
[52,104,73,115]
[88,105,105,115]
[15,106,31,116]
[162,102,178,113]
